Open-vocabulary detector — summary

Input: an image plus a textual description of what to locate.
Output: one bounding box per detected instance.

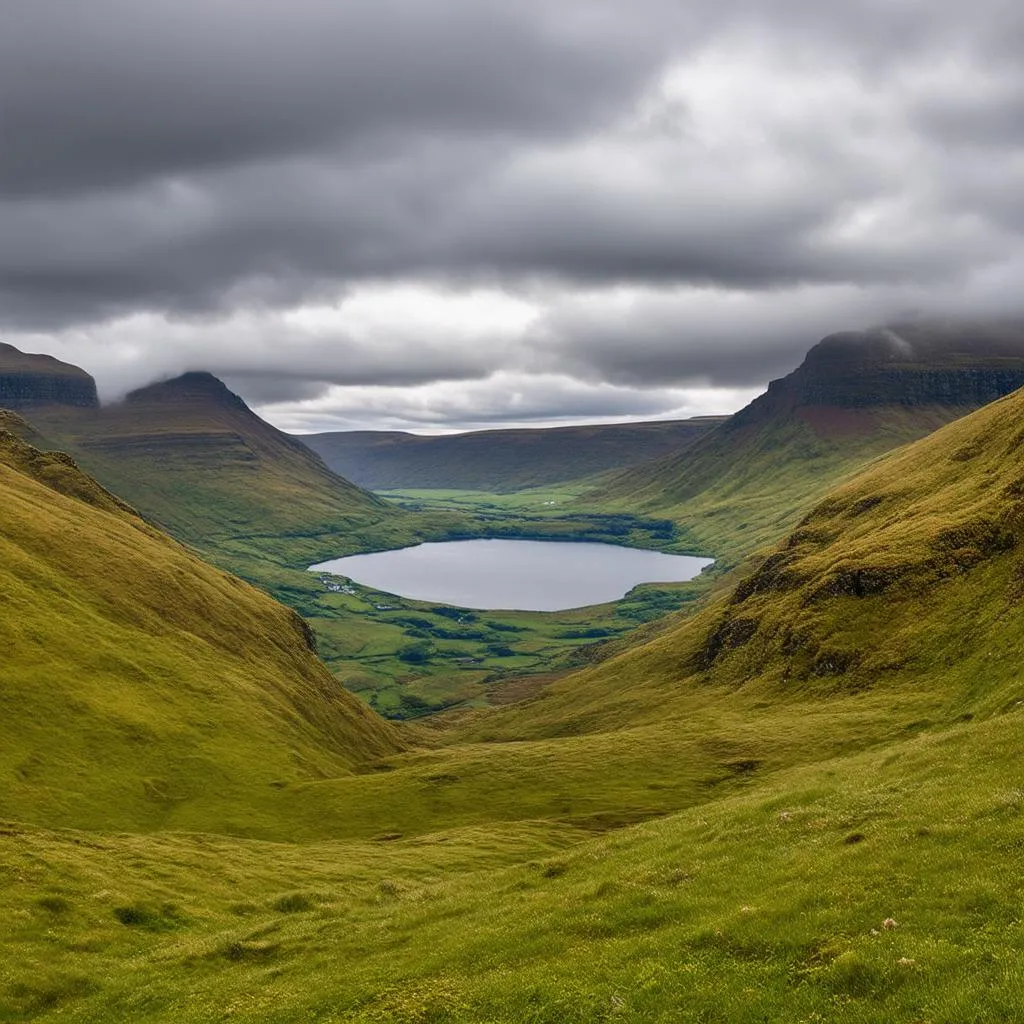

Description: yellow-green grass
[4,706,1024,1022]
[11,379,1024,1019]
[593,405,969,563]
[0,428,398,837]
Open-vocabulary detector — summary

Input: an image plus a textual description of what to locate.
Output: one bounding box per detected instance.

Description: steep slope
[301,416,725,492]
[0,342,99,409]
[597,320,1024,559]
[0,428,399,835]
[23,369,408,557]
[468,376,1024,743]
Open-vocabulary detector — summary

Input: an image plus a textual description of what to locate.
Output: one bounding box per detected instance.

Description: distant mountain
[17,364,406,558]
[0,341,99,409]
[0,424,398,835]
[300,417,726,492]
[596,321,1024,559]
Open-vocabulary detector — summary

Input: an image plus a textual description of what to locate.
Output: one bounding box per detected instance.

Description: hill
[464,370,1024,743]
[301,416,725,492]
[596,320,1024,560]
[0,424,399,837]
[18,367,414,562]
[0,341,99,409]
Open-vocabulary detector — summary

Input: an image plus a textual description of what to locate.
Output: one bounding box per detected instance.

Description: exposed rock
[694,615,760,670]
[0,342,99,409]
[729,321,1024,431]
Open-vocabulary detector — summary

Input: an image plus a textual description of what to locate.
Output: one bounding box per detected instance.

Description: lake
[309,538,713,611]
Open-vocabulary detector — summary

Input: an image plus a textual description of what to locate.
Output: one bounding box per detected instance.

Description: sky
[3,0,1024,433]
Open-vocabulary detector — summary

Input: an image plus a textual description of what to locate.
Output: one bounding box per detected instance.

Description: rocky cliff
[597,319,1024,558]
[732,321,1024,427]
[0,342,99,409]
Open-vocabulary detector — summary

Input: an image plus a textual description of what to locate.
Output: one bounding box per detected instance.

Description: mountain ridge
[301,416,727,492]
[595,320,1024,559]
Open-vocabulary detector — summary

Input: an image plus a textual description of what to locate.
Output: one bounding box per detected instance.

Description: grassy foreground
[4,708,1023,1022]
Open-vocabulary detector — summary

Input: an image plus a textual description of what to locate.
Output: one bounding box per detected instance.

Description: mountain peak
[735,320,1024,425]
[0,342,99,410]
[125,371,249,411]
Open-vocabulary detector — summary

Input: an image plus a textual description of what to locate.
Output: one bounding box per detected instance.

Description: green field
[6,709,1024,1022]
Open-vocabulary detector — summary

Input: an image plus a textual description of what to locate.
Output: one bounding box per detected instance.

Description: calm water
[309,539,713,611]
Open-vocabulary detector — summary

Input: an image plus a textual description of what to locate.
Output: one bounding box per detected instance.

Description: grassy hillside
[595,321,1024,561]
[0,424,399,836]
[302,416,725,492]
[24,371,416,560]
[467,381,1024,743]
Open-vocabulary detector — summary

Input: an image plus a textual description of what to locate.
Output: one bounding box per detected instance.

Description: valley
[5,324,1024,1020]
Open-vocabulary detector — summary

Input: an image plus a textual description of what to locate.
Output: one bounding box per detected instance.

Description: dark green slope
[301,416,725,492]
[596,320,1024,559]
[0,426,400,836]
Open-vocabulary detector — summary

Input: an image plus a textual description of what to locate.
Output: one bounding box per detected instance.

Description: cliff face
[0,343,99,409]
[732,322,1024,428]
[598,319,1024,559]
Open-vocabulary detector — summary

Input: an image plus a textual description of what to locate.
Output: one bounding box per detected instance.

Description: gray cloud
[2,0,678,197]
[3,0,1024,428]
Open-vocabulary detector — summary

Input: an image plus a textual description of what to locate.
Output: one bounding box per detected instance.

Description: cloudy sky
[4,0,1024,432]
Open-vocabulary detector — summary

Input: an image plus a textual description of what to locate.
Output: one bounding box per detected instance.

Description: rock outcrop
[0,342,99,409]
[732,321,1024,427]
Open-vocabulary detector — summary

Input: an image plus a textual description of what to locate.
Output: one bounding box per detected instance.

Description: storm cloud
[3,0,1024,429]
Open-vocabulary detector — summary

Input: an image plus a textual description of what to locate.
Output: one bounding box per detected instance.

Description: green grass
[303,573,708,717]
[592,405,965,565]
[0,427,398,837]
[4,706,1024,1021]
[377,483,592,512]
